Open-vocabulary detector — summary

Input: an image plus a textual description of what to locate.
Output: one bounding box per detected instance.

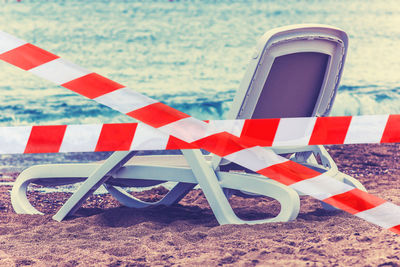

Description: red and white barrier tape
[1,30,400,234]
[1,114,400,154]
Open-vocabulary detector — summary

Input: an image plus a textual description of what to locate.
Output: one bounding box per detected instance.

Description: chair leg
[182,150,245,224]
[11,164,96,215]
[312,145,368,211]
[182,149,300,224]
[320,171,368,211]
[293,145,368,211]
[104,182,195,208]
[11,168,45,215]
[52,151,136,221]
[218,172,300,223]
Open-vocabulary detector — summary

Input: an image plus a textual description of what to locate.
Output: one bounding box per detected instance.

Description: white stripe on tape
[0,30,26,54]
[159,117,208,143]
[0,126,32,154]
[344,115,389,144]
[224,146,288,172]
[289,174,354,199]
[356,202,400,229]
[29,58,91,85]
[59,124,102,153]
[273,117,316,147]
[207,119,244,137]
[94,87,157,114]
[130,123,169,150]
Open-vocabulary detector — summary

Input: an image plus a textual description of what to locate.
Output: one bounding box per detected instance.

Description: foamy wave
[332,91,400,116]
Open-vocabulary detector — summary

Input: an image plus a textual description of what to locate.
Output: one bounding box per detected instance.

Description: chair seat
[124,154,213,168]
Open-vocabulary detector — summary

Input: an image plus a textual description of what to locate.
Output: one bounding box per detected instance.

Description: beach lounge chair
[11,24,366,224]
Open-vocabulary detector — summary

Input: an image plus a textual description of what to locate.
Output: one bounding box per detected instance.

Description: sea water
[0,0,400,174]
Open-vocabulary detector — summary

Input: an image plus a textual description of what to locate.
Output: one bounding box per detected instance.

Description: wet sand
[1,144,400,266]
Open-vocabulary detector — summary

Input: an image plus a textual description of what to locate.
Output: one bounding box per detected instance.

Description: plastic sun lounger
[11,24,366,224]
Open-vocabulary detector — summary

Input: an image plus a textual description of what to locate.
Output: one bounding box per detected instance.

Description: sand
[0,144,400,266]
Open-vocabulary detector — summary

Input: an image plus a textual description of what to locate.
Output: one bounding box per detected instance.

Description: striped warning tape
[1,30,400,234]
[1,114,400,154]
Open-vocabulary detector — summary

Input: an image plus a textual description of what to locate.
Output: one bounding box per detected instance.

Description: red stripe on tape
[194,132,250,157]
[308,116,352,145]
[24,125,67,153]
[389,225,400,235]
[62,73,124,99]
[257,161,321,186]
[240,118,280,146]
[323,188,386,214]
[95,123,137,152]
[380,114,400,143]
[127,102,190,128]
[165,136,198,150]
[0,43,59,71]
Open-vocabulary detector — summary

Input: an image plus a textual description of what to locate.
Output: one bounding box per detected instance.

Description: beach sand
[1,144,400,266]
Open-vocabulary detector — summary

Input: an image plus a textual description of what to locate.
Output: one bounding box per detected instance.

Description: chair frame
[11,24,365,224]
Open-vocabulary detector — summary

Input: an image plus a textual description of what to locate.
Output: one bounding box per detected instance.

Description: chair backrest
[227,24,348,120]
[213,24,348,168]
